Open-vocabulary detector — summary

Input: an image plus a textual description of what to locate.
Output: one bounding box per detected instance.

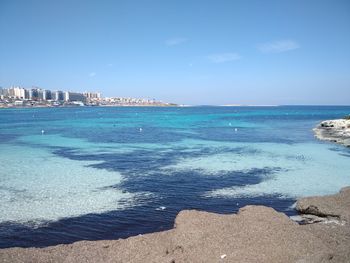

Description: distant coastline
[2,104,350,109]
[218,104,280,107]
[0,103,178,109]
[0,86,177,108]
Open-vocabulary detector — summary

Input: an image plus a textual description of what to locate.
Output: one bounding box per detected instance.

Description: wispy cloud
[165,37,187,46]
[257,40,300,53]
[89,72,96,77]
[207,53,241,63]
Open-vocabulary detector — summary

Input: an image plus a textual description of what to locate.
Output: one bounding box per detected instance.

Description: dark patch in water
[0,133,19,143]
[328,146,350,157]
[51,145,264,175]
[1,144,289,248]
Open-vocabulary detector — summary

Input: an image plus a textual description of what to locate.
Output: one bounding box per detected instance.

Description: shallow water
[1,106,350,248]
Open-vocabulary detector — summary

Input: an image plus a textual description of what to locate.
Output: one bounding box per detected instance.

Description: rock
[296,186,350,221]
[294,187,350,262]
[314,119,350,147]
[290,214,344,225]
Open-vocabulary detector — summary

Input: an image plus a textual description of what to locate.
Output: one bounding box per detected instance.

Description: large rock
[314,119,350,147]
[296,186,350,221]
[296,187,350,262]
[169,206,332,263]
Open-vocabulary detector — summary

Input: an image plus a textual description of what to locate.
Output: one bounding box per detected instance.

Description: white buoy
[139,128,143,132]
[234,128,238,132]
[41,130,45,135]
[229,123,232,126]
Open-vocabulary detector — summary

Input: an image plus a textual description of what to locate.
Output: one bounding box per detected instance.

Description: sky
[0,0,350,105]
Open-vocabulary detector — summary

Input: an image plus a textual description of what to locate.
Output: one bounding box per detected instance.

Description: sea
[1,106,350,248]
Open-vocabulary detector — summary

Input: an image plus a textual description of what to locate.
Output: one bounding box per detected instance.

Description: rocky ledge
[313,118,350,147]
[1,187,350,263]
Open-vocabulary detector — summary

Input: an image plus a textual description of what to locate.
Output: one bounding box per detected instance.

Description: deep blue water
[0,106,350,248]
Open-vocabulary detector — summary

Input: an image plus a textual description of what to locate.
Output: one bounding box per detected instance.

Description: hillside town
[0,86,175,108]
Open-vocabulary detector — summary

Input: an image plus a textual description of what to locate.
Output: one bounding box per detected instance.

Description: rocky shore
[1,186,350,263]
[313,118,350,147]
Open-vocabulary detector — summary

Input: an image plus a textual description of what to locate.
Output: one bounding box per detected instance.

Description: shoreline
[2,104,349,109]
[1,187,349,262]
[0,104,178,109]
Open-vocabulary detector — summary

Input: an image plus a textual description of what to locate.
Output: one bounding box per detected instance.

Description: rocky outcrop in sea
[313,118,350,147]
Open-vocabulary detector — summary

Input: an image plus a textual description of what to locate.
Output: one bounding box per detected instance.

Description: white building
[8,87,25,99]
[65,92,86,102]
[84,92,101,100]
[64,91,69,101]
[52,91,64,101]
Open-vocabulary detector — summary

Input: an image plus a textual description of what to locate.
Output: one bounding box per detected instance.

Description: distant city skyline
[0,85,170,108]
[1,0,350,105]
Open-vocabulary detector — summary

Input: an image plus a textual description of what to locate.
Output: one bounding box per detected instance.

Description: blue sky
[1,0,350,105]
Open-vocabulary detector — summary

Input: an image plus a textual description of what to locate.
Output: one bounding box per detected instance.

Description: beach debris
[229,122,232,126]
[156,206,166,211]
[220,254,227,259]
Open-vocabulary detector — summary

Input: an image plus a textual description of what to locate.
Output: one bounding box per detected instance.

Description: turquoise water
[0,106,350,247]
